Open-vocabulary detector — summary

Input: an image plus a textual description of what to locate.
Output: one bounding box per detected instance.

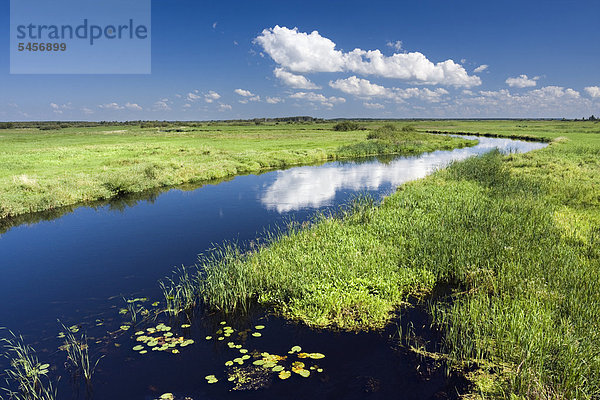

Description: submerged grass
[59,325,103,387]
[196,120,600,399]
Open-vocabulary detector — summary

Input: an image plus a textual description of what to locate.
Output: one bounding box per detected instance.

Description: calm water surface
[0,136,547,399]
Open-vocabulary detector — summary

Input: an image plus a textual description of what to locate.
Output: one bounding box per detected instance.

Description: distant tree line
[0,117,327,130]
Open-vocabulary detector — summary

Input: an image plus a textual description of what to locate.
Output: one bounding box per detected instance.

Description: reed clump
[0,331,56,400]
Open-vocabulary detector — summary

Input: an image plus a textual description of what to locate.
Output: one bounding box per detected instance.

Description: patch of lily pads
[203,322,326,388]
[131,323,194,355]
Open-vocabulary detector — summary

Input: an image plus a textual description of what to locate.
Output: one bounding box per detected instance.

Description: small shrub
[333,121,361,131]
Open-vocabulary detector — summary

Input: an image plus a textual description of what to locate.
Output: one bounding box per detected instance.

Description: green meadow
[0,122,471,219]
[197,120,600,399]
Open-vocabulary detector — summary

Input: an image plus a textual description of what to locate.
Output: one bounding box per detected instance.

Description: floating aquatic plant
[132,323,194,355]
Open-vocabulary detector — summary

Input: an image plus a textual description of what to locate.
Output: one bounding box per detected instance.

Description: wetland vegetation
[0,121,472,219]
[1,119,599,399]
[199,120,600,399]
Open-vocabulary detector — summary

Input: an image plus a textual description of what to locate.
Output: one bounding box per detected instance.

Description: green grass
[0,331,56,400]
[196,120,600,399]
[0,122,472,219]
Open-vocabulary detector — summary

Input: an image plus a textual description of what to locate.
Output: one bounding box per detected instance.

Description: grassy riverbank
[198,120,600,399]
[0,122,471,219]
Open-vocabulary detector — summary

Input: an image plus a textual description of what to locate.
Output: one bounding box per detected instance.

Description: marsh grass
[59,324,103,388]
[159,266,200,317]
[0,331,56,400]
[0,123,473,220]
[196,122,600,399]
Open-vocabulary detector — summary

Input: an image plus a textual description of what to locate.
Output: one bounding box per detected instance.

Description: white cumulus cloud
[329,76,389,97]
[364,102,385,110]
[187,92,201,102]
[289,92,345,108]
[235,89,260,103]
[273,68,320,89]
[98,102,124,110]
[218,103,232,111]
[506,74,539,88]
[125,102,142,111]
[584,86,600,98]
[204,91,221,103]
[329,76,449,103]
[386,40,403,51]
[474,64,488,73]
[152,100,171,111]
[266,97,282,104]
[255,26,481,87]
[234,88,254,97]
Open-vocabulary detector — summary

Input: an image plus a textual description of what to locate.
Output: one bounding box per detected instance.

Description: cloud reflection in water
[261,136,547,213]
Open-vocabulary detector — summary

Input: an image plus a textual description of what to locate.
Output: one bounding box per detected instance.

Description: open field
[0,122,472,219]
[196,120,600,399]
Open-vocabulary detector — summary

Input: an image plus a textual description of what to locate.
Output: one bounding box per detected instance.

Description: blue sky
[2,0,599,121]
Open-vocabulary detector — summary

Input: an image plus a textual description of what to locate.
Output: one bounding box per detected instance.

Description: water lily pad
[132,345,144,351]
[235,345,242,349]
[239,349,248,354]
[272,365,284,372]
[164,332,173,337]
[252,360,265,366]
[297,352,309,358]
[292,361,305,369]
[171,349,180,354]
[135,331,144,336]
[278,370,291,380]
[220,321,227,325]
[254,325,265,330]
[205,336,212,340]
[309,353,325,359]
[251,332,261,337]
[159,393,174,400]
[290,345,302,353]
[147,340,158,347]
[225,361,234,366]
[217,337,224,341]
[139,350,147,354]
[317,368,323,373]
[241,355,250,360]
[181,324,191,328]
[120,325,131,331]
[297,369,310,378]
[263,361,276,368]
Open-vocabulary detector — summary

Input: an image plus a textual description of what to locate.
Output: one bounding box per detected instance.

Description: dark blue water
[0,136,547,399]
